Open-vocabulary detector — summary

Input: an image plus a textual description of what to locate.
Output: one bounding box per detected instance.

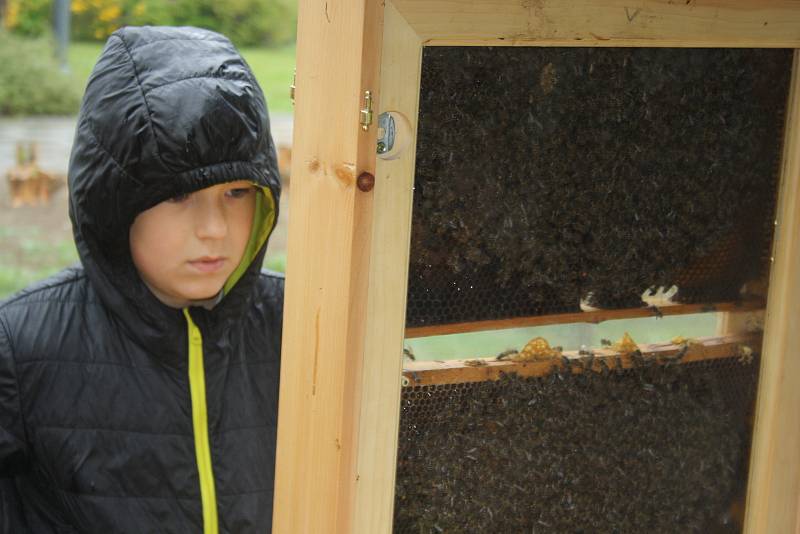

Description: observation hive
[274,2,800,533]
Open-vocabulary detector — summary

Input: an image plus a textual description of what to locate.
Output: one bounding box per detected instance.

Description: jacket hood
[67,26,281,364]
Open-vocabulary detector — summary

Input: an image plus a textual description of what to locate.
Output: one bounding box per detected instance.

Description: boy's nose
[194,198,228,239]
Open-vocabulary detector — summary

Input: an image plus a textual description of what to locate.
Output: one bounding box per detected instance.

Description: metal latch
[360,90,373,130]
[289,69,296,106]
[377,112,396,154]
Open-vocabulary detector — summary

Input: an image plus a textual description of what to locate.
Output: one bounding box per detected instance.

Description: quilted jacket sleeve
[0,314,30,531]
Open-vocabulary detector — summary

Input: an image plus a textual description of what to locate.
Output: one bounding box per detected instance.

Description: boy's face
[129,180,257,308]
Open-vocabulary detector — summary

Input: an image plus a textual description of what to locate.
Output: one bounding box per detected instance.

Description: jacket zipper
[183,309,219,534]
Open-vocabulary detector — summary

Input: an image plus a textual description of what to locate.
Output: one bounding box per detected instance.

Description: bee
[649,305,663,319]
[631,350,646,368]
[670,336,705,360]
[600,338,612,347]
[581,353,595,373]
[659,344,688,367]
[737,344,754,365]
[402,347,416,361]
[401,371,420,387]
[495,349,519,361]
[599,357,614,376]
[464,359,488,367]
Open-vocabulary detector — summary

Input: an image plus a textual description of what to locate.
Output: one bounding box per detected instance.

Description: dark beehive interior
[406,47,792,327]
[394,354,759,533]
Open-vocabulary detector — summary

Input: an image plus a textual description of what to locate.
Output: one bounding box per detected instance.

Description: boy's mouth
[188,257,226,273]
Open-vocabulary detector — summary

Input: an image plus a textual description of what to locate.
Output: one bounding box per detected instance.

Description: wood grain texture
[392,0,800,47]
[744,50,800,534]
[351,3,422,533]
[271,0,384,532]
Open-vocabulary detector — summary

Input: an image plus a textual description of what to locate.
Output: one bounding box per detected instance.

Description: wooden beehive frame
[402,334,762,386]
[273,2,800,532]
[405,301,765,338]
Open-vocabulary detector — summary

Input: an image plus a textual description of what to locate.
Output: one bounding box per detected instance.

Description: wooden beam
[272,0,384,532]
[406,300,764,339]
[392,0,800,47]
[351,3,422,533]
[744,50,800,534]
[403,334,759,386]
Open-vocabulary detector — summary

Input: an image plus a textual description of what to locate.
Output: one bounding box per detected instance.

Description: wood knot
[334,162,356,186]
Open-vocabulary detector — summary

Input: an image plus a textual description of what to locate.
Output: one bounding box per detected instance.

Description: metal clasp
[377,112,396,154]
[289,69,296,105]
[360,90,373,131]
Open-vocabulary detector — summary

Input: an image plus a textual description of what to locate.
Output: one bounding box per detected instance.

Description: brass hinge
[360,90,373,130]
[289,69,296,106]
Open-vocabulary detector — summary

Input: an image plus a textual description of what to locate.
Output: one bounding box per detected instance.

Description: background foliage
[2,0,297,46]
[0,26,295,116]
[0,29,82,115]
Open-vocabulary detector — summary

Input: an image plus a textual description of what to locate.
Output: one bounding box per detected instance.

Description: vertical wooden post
[744,50,800,534]
[272,1,385,532]
[352,3,422,532]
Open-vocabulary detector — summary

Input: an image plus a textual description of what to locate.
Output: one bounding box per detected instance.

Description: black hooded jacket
[0,26,283,533]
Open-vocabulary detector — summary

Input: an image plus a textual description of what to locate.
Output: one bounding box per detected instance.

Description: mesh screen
[394,355,758,533]
[406,47,791,327]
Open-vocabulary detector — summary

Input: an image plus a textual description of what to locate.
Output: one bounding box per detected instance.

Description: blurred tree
[3,0,297,46]
[71,0,122,40]
[0,29,81,115]
[2,0,52,37]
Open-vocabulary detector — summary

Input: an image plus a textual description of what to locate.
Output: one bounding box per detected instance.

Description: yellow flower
[98,4,121,23]
[3,0,20,29]
[132,2,145,17]
[71,0,88,14]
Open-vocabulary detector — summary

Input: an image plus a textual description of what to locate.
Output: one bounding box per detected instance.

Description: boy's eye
[167,192,190,203]
[226,187,255,199]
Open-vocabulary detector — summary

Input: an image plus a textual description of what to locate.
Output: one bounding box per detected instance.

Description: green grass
[240,44,296,114]
[68,42,296,113]
[264,251,286,273]
[68,41,105,95]
[0,227,79,299]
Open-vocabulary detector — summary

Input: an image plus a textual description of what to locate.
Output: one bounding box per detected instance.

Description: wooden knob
[357,172,375,192]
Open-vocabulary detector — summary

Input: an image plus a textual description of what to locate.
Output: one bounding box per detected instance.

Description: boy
[0,26,283,533]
